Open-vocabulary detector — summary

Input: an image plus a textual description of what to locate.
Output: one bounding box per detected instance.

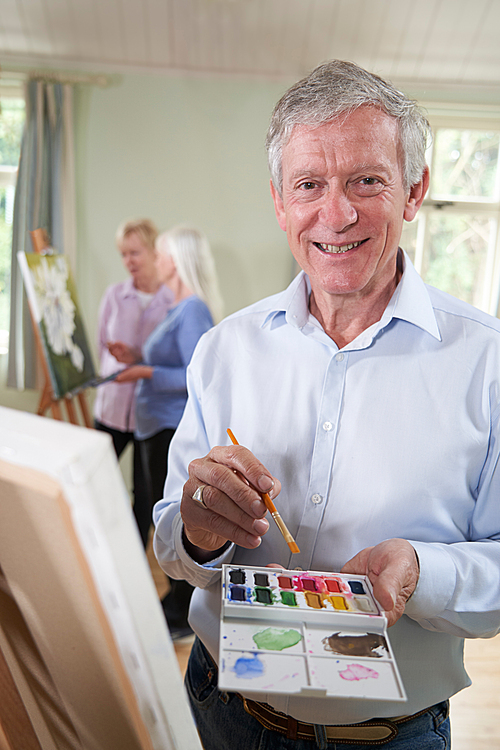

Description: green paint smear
[252,627,302,651]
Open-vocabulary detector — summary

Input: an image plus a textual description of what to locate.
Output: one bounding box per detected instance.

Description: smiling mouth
[313,240,365,254]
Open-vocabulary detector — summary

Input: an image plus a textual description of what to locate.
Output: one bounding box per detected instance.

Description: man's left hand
[340,539,419,627]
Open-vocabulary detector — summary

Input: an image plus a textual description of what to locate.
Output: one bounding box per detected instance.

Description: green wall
[75,73,295,357]
[1,71,297,415]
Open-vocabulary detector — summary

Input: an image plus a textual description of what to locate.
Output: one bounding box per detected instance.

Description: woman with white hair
[110,225,222,639]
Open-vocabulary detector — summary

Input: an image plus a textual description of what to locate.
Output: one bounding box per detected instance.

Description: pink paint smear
[339,664,379,681]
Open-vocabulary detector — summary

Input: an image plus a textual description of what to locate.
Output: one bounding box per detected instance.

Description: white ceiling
[1,0,500,98]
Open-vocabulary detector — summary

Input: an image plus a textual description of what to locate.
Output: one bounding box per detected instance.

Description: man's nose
[319,187,358,231]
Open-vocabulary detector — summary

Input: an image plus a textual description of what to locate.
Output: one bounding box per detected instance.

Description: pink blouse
[93,279,173,432]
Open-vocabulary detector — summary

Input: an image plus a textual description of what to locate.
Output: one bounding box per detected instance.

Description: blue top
[154,251,500,725]
[134,295,213,439]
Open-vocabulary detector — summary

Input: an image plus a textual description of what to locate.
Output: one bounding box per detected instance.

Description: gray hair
[266,60,432,195]
[156,225,224,323]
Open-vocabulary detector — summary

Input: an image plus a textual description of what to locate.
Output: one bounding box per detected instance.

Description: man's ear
[270,180,287,232]
[404,166,430,222]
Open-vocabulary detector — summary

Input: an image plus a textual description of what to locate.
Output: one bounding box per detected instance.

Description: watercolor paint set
[218,564,406,702]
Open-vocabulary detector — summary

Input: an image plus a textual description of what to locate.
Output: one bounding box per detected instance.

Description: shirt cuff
[172,512,235,587]
[404,540,456,619]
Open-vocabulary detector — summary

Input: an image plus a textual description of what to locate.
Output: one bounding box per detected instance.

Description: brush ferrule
[272,512,293,542]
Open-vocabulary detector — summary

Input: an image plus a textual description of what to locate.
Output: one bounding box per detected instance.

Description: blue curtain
[7,80,72,390]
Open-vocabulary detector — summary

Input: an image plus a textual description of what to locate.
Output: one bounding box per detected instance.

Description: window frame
[404,104,500,316]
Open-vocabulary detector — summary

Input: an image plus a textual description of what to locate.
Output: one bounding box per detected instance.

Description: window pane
[0,187,12,345]
[0,98,24,167]
[422,213,494,308]
[431,129,500,201]
[0,97,25,352]
[401,220,418,265]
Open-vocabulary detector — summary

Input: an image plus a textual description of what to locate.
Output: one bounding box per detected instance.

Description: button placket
[292,351,348,568]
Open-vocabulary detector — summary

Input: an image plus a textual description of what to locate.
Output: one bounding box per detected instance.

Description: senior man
[153,60,500,749]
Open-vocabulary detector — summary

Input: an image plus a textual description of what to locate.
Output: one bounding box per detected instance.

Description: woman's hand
[107,341,140,364]
[114,365,153,383]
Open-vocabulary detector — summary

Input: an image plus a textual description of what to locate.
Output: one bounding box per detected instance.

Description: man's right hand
[180,443,281,558]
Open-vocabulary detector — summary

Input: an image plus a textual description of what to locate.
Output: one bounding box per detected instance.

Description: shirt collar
[260,271,309,329]
[261,249,441,344]
[119,278,174,306]
[384,249,441,341]
[120,278,139,298]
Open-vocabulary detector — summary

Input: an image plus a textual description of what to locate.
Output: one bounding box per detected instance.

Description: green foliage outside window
[425,213,490,308]
[431,129,500,201]
[401,125,500,315]
[0,98,25,166]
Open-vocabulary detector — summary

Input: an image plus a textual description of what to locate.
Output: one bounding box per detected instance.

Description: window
[0,95,25,354]
[401,108,500,316]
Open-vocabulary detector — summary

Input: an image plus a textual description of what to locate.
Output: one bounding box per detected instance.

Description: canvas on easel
[15,227,96,426]
[18,250,96,400]
[0,406,202,750]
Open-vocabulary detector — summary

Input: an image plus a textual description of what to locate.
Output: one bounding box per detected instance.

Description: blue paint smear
[232,654,264,678]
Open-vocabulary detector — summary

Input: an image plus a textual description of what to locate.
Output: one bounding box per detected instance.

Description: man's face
[271,106,428,308]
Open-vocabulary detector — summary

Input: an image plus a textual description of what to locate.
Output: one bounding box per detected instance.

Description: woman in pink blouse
[94,218,173,546]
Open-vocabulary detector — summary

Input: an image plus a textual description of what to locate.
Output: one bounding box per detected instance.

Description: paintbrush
[227,428,300,554]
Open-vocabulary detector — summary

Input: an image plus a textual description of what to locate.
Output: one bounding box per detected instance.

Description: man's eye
[300,181,317,190]
[353,177,384,195]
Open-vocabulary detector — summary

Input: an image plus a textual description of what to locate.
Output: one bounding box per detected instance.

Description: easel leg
[37,382,54,417]
[50,401,63,421]
[64,398,78,425]
[38,382,64,421]
[77,392,92,428]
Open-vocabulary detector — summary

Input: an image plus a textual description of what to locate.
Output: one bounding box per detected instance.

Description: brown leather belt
[239,695,430,745]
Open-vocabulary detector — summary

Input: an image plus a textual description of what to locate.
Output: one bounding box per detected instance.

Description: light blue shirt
[153,251,500,725]
[134,295,213,440]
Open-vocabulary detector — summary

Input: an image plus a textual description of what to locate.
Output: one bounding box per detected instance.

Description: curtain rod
[0,67,110,87]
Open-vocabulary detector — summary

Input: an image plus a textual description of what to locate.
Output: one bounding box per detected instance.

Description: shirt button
[294,566,303,571]
[335,353,344,362]
[323,421,333,432]
[311,493,323,505]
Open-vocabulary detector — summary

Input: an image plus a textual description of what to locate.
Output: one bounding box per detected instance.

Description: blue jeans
[185,638,451,750]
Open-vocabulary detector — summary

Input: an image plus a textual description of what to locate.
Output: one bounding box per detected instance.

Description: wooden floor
[147,543,500,748]
[449,635,500,749]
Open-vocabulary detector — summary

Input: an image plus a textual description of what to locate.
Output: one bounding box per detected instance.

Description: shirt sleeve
[96,286,113,363]
[149,301,213,393]
[152,352,234,588]
[405,406,500,638]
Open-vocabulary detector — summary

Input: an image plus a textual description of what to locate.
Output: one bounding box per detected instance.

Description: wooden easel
[29,229,92,428]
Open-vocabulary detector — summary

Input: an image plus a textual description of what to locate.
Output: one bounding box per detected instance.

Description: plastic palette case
[218,564,406,702]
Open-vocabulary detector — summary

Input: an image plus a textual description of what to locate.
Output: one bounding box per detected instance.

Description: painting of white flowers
[18,252,96,399]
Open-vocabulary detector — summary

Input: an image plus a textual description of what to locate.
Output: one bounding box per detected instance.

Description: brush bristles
[287,541,300,554]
